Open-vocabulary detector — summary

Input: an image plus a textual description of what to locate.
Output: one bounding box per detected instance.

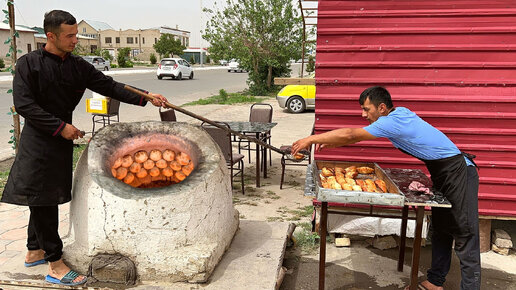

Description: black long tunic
[1,48,147,206]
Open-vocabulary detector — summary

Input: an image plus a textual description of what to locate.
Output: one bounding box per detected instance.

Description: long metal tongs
[124,85,286,155]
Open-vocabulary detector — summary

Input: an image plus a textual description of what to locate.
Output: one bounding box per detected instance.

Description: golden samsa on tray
[319,165,388,193]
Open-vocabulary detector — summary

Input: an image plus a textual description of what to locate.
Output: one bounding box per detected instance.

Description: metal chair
[202,122,245,194]
[159,107,177,121]
[280,125,315,189]
[92,98,120,134]
[238,103,273,168]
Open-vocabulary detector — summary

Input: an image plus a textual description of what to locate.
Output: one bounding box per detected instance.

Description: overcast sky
[5,0,220,47]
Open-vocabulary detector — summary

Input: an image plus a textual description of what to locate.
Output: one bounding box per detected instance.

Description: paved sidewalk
[0,203,69,268]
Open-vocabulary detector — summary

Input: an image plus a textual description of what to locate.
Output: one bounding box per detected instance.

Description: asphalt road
[0,66,250,158]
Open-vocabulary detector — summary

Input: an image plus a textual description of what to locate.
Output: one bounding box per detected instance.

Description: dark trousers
[26,205,63,262]
[427,166,481,290]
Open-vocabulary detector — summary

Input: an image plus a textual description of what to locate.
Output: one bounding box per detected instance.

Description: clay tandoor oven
[62,121,239,283]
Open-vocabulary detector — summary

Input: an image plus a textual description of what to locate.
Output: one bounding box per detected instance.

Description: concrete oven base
[62,122,240,283]
[0,220,292,290]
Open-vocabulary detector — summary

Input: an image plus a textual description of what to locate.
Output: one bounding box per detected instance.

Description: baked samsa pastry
[321,167,334,177]
[357,166,374,174]
[375,179,387,193]
[150,149,162,161]
[134,151,148,163]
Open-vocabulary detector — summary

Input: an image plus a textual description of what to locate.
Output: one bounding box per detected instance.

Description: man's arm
[291,127,376,155]
[82,59,166,107]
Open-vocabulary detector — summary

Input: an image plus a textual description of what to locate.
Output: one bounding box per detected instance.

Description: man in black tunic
[1,10,168,286]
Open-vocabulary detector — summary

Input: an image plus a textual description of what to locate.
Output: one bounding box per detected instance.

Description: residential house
[77,19,111,52]
[0,23,36,62]
[100,26,190,62]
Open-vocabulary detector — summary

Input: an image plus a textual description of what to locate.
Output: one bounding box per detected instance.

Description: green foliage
[153,34,186,58]
[190,55,196,65]
[110,63,118,68]
[294,223,320,253]
[101,49,113,61]
[205,54,211,64]
[182,90,267,106]
[203,0,303,95]
[91,48,101,56]
[306,55,315,73]
[0,58,4,69]
[4,3,18,150]
[149,53,157,64]
[117,47,131,67]
[72,43,88,55]
[73,144,87,171]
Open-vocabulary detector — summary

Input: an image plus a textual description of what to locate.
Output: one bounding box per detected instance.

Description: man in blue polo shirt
[292,86,480,290]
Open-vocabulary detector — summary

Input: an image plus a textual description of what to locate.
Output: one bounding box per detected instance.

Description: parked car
[219,59,228,66]
[228,59,245,72]
[156,58,194,80]
[82,56,110,71]
[276,75,315,113]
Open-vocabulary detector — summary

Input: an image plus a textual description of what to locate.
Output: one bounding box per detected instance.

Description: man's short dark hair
[43,10,76,35]
[359,86,393,109]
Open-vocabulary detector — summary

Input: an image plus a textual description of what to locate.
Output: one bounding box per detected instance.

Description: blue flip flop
[45,270,86,286]
[24,258,47,267]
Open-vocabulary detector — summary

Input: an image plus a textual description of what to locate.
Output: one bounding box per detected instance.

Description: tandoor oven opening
[110,147,194,188]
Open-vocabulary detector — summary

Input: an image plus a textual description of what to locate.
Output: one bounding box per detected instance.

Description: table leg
[263,139,268,179]
[319,202,328,290]
[409,206,425,290]
[398,205,409,272]
[255,132,260,187]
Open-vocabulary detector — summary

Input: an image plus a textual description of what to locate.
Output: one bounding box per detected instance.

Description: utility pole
[199,0,203,67]
[8,0,20,153]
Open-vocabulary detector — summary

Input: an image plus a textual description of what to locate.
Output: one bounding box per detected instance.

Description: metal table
[225,121,277,187]
[314,168,452,290]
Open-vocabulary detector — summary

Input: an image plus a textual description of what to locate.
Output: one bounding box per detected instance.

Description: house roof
[157,26,190,35]
[34,33,96,40]
[82,20,113,31]
[0,23,37,33]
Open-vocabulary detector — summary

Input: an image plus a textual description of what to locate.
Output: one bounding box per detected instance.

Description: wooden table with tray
[307,160,451,290]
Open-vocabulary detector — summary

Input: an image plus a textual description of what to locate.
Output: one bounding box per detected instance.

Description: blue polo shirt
[363,107,474,166]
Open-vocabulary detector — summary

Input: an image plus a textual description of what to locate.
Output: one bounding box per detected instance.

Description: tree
[306,55,315,73]
[190,55,196,65]
[203,0,303,95]
[153,34,186,58]
[117,47,131,67]
[205,54,211,64]
[149,53,157,64]
[72,43,88,56]
[101,49,113,61]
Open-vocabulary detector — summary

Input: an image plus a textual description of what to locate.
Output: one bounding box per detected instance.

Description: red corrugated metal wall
[315,0,516,217]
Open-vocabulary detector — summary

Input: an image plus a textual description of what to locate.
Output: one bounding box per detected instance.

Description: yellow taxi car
[276,76,315,113]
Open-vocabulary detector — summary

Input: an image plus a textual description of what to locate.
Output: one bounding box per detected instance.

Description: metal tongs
[124,85,290,156]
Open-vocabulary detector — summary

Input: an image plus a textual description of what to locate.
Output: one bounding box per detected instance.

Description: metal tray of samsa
[312,160,405,207]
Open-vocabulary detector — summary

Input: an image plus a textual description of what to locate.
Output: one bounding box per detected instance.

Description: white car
[157,58,194,80]
[82,56,110,71]
[228,60,245,72]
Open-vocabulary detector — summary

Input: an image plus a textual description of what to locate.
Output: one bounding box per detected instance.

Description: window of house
[27,43,32,52]
[116,37,120,44]
[142,37,145,44]
[83,28,86,33]
[127,37,134,44]
[105,37,112,44]
[155,38,157,44]
[135,37,138,44]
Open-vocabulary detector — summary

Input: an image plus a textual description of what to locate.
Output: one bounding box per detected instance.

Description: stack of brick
[491,229,513,255]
